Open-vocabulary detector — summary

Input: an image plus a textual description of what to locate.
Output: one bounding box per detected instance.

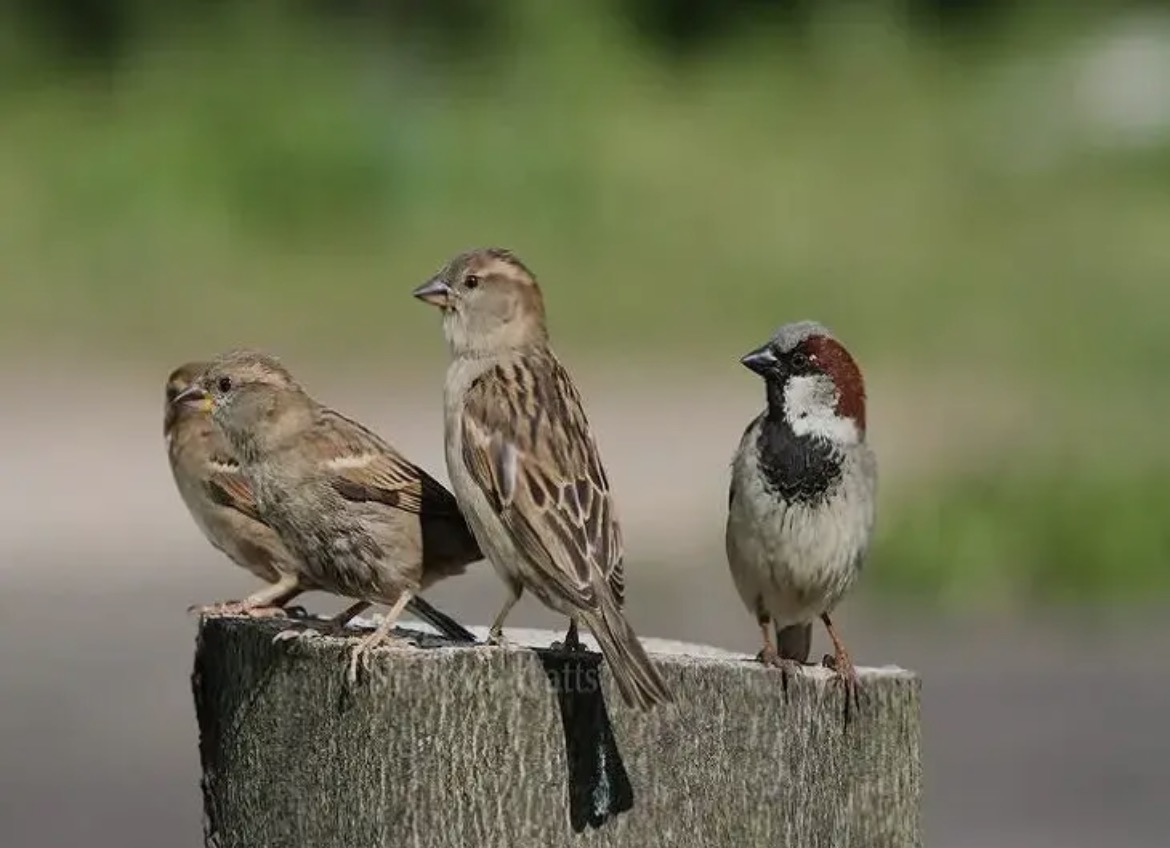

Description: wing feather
[460,351,622,611]
[308,408,462,518]
[204,455,264,524]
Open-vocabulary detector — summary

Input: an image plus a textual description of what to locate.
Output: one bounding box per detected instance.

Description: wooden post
[193,616,921,848]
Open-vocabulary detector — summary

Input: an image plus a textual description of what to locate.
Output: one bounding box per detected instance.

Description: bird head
[176,349,305,461]
[413,247,548,356]
[740,320,867,444]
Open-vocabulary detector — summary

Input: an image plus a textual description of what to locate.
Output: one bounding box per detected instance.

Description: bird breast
[727,422,876,621]
[443,362,521,577]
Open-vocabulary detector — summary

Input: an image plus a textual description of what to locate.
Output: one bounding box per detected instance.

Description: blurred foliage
[872,465,1170,608]
[0,0,1062,67]
[1,2,1167,377]
[0,1,1167,604]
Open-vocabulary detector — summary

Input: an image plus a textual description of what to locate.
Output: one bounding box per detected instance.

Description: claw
[189,599,288,619]
[758,646,803,704]
[344,632,414,686]
[273,626,320,644]
[549,621,585,653]
[486,629,514,648]
[822,651,863,728]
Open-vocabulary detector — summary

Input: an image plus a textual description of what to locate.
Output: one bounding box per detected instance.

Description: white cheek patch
[783,375,860,445]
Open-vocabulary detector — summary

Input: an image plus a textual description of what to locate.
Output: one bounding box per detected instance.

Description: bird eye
[217,376,232,393]
[791,352,810,370]
[464,274,480,290]
[165,385,179,402]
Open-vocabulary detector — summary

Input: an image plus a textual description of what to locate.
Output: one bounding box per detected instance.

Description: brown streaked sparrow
[413,247,673,711]
[173,350,483,680]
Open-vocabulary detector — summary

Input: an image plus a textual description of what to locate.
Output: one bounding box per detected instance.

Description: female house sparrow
[725,321,877,723]
[165,362,303,616]
[413,247,673,711]
[173,351,483,678]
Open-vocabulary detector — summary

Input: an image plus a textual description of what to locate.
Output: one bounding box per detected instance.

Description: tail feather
[776,623,812,663]
[582,594,673,711]
[404,596,478,643]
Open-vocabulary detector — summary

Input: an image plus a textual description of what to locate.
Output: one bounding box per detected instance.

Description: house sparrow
[173,350,483,678]
[413,247,673,711]
[725,321,877,725]
[165,361,304,617]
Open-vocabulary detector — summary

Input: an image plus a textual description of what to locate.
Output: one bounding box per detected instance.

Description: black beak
[412,276,453,308]
[740,344,779,377]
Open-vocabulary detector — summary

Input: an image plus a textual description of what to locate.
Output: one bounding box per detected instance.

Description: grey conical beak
[412,277,453,308]
[171,384,212,412]
[740,345,778,376]
[172,384,207,405]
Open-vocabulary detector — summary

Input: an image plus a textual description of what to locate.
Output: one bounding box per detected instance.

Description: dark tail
[538,649,634,832]
[404,596,478,644]
[776,623,812,663]
[582,593,673,711]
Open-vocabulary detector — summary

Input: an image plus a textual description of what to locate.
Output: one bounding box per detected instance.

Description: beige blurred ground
[1,367,1167,847]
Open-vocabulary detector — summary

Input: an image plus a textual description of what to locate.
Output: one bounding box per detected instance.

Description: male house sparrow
[725,321,877,723]
[413,247,673,711]
[174,351,483,677]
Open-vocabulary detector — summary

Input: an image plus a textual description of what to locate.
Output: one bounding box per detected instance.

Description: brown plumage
[171,352,483,674]
[414,247,672,710]
[165,361,306,616]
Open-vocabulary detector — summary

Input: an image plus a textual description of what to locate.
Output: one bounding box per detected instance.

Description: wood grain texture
[193,617,921,848]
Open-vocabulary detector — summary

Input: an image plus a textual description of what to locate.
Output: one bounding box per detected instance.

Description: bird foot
[822,651,863,727]
[273,625,322,644]
[345,632,416,686]
[547,639,585,653]
[188,600,288,619]
[486,630,515,649]
[548,628,585,653]
[758,647,804,703]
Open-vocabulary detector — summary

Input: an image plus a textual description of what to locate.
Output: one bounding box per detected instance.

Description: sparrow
[165,361,303,617]
[413,247,673,711]
[725,321,877,724]
[173,350,484,678]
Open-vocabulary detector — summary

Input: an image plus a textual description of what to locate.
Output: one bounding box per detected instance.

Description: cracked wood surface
[193,616,921,848]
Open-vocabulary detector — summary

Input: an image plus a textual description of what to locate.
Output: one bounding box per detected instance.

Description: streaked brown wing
[310,407,462,518]
[461,352,622,611]
[204,456,264,525]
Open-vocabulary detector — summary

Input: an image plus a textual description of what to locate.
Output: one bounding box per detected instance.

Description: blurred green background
[2,0,1167,607]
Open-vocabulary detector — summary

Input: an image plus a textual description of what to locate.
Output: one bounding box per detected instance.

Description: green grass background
[1,3,1166,605]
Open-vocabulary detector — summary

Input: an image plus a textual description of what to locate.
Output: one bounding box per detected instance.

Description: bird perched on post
[725,321,877,724]
[165,361,303,617]
[413,247,673,711]
[172,351,483,679]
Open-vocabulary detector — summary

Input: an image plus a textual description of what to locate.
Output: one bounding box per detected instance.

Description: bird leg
[756,616,802,703]
[487,582,523,647]
[274,599,371,643]
[346,591,415,685]
[190,574,302,618]
[820,612,862,727]
[549,618,584,652]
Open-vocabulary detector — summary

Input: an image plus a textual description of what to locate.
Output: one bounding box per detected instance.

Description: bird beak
[740,345,779,376]
[172,384,212,412]
[412,276,453,309]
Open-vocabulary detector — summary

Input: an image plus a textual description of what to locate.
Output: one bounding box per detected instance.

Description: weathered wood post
[193,616,921,848]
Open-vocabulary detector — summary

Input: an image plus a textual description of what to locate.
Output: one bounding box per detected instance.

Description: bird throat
[757,394,843,507]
